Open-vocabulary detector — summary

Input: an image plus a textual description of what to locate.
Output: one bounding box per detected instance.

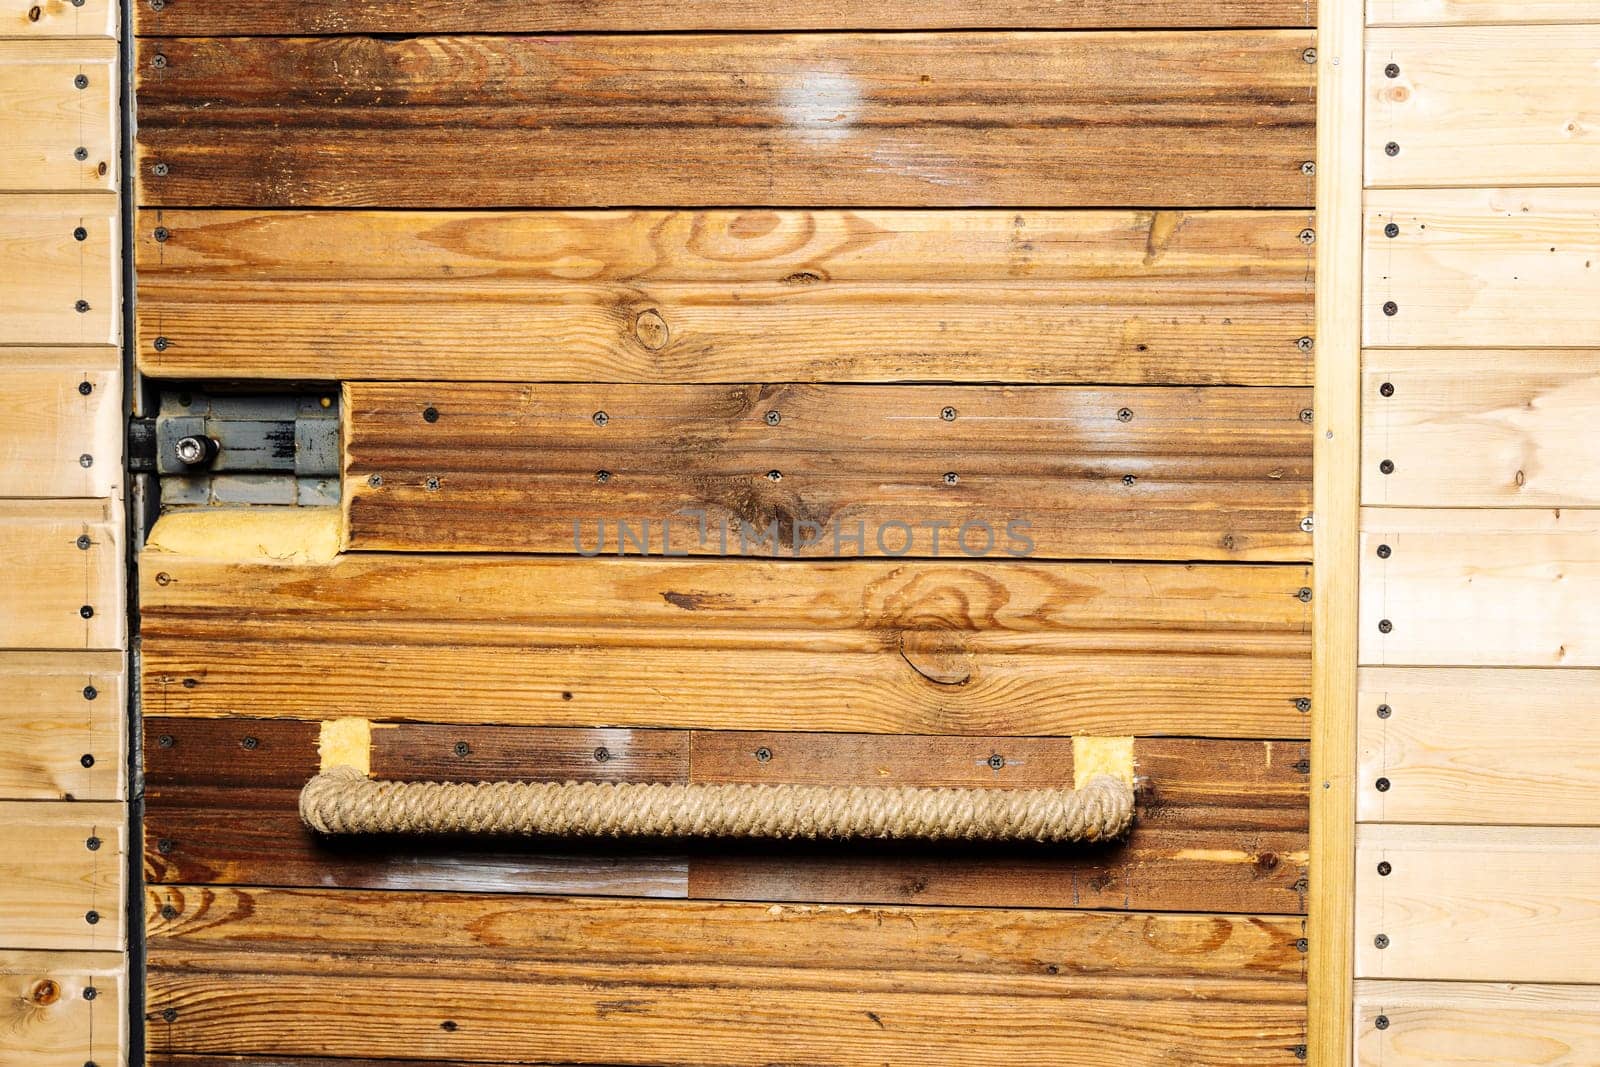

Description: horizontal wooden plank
[1356,825,1600,983]
[1359,667,1600,826]
[0,951,124,1067]
[1366,27,1600,187]
[0,652,124,800]
[1365,189,1600,349]
[0,801,124,950]
[134,0,1314,33]
[0,0,116,38]
[0,40,116,192]
[1360,509,1600,667]
[1367,0,1600,25]
[345,382,1313,561]
[147,886,1306,980]
[140,546,1313,737]
[136,208,1316,386]
[133,32,1317,208]
[1362,350,1600,507]
[0,194,118,345]
[0,499,124,651]
[1356,980,1600,1067]
[0,347,121,499]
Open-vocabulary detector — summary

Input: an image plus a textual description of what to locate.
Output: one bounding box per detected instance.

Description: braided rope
[300,766,1135,844]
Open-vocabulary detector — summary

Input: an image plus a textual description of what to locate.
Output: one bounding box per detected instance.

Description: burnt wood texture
[134,2,1315,1063]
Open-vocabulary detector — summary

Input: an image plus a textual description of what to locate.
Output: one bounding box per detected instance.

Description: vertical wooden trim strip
[1311,2,1364,1064]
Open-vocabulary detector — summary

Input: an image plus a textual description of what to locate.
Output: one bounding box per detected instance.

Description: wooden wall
[1350,3,1600,1064]
[131,2,1317,1065]
[0,2,128,1066]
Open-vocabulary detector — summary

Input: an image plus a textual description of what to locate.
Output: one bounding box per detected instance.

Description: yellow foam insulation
[318,718,372,776]
[145,508,343,563]
[1072,736,1135,788]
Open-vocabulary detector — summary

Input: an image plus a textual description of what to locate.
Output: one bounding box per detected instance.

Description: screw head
[80,754,94,768]
[79,605,94,619]
[1380,459,1395,475]
[1375,777,1392,792]
[161,1007,177,1022]
[987,753,1005,771]
[422,406,439,423]
[1378,619,1393,634]
[1384,63,1400,78]
[766,469,782,482]
[152,53,168,68]
[77,534,92,550]
[944,472,959,486]
[73,226,88,242]
[85,910,99,925]
[593,746,611,763]
[157,838,174,854]
[240,736,258,750]
[592,410,609,426]
[1294,938,1309,953]
[1296,587,1313,603]
[453,741,470,757]
[1377,703,1392,719]
[1300,515,1315,533]
[158,734,174,748]
[1385,141,1401,157]
[1116,407,1134,423]
[160,904,178,920]
[1298,228,1317,245]
[83,686,97,700]
[1384,222,1400,239]
[153,226,170,242]
[1383,301,1399,317]
[82,987,97,1001]
[152,162,170,177]
[1302,47,1317,63]
[175,435,212,466]
[1299,408,1314,424]
[1380,381,1395,397]
[754,746,773,763]
[75,74,89,89]
[78,380,93,395]
[1374,934,1390,949]
[1122,474,1136,487]
[74,146,89,161]
[1300,161,1315,176]
[153,336,170,351]
[85,836,101,851]
[425,476,441,492]
[1295,697,1312,713]
[595,470,611,484]
[1377,544,1392,559]
[75,299,90,313]
[940,406,957,421]
[764,410,781,426]
[1297,336,1314,353]
[1377,861,1392,876]
[1375,1014,1391,1030]
[79,453,94,468]
[367,474,383,488]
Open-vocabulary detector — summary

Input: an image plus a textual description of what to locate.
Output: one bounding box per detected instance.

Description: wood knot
[897,629,973,686]
[30,979,60,1006]
[634,309,670,351]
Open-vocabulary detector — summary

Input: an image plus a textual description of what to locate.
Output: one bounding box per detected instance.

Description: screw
[421,406,439,423]
[987,754,1005,771]
[1385,63,1400,78]
[1374,934,1390,949]
[80,754,94,768]
[1378,861,1392,876]
[453,741,470,757]
[1295,697,1311,713]
[158,734,174,748]
[175,435,212,466]
[766,470,781,482]
[944,472,959,485]
[152,162,169,177]
[153,226,170,242]
[425,477,440,492]
[77,535,92,550]
[1380,382,1395,397]
[75,74,89,89]
[1377,544,1392,559]
[84,686,98,700]
[240,736,258,750]
[157,838,173,854]
[79,454,93,468]
[74,146,89,161]
[755,746,773,763]
[1302,47,1317,63]
[152,53,168,68]
[593,411,609,426]
[155,572,170,585]
[1296,587,1313,603]
[80,605,94,619]
[1122,474,1136,486]
[1117,407,1134,422]
[1299,228,1316,245]
[941,406,957,421]
[367,474,383,488]
[1299,408,1314,423]
[1292,758,1310,774]
[1377,703,1392,719]
[161,904,178,919]
[1294,1048,1307,1062]
[1385,142,1401,157]
[441,1021,458,1032]
[593,746,611,763]
[1375,1014,1390,1030]
[162,1008,177,1022]
[1383,301,1399,317]
[1301,161,1315,176]
[1300,515,1314,533]
[1376,777,1391,792]
[1379,619,1393,634]
[595,470,611,484]
[765,410,781,426]
[85,910,99,925]
[74,227,88,242]
[75,300,90,313]
[1380,459,1395,475]
[1297,336,1314,353]
[86,836,101,851]
[83,987,97,1001]
[153,336,170,351]
[78,380,93,395]
[1295,938,1308,953]
[1384,222,1400,239]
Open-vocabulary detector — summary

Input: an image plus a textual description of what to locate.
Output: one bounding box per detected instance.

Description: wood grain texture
[0,41,116,191]
[0,499,124,651]
[1356,825,1600,983]
[1359,667,1600,826]
[1367,0,1600,24]
[132,0,1316,34]
[344,382,1313,561]
[1362,350,1600,507]
[0,652,124,800]
[139,548,1313,737]
[1360,508,1600,667]
[0,348,121,499]
[0,194,118,345]
[1365,189,1600,349]
[133,32,1317,208]
[0,801,123,950]
[0,951,124,1067]
[0,0,115,38]
[1355,980,1600,1067]
[1366,27,1600,187]
[136,208,1316,386]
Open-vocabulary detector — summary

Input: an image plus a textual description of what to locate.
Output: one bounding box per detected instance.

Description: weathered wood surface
[0,801,124,950]
[141,718,1307,913]
[0,652,124,800]
[133,32,1317,208]
[133,0,1315,34]
[0,194,118,345]
[0,348,122,499]
[0,0,116,38]
[1367,0,1600,24]
[1366,27,1600,187]
[344,382,1313,561]
[0,41,116,192]
[0,499,124,651]
[1362,350,1600,507]
[1358,667,1600,826]
[1365,189,1600,348]
[0,951,124,1067]
[1355,980,1600,1067]
[1356,825,1600,983]
[1360,509,1600,667]
[136,208,1315,386]
[140,548,1313,737]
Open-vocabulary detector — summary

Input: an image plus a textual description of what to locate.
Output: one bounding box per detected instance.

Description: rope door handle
[300,767,1137,844]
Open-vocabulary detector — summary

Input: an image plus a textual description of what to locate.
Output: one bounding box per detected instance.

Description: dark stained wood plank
[146,886,1306,980]
[344,383,1314,562]
[139,554,1313,738]
[135,209,1315,386]
[133,0,1316,35]
[133,32,1318,208]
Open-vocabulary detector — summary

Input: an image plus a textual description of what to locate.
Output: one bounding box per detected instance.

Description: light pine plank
[0,652,124,800]
[0,802,124,951]
[0,348,121,499]
[1360,508,1600,667]
[1362,350,1600,507]
[1367,0,1600,25]
[0,40,116,192]
[0,499,124,651]
[1356,981,1600,1067]
[1356,825,1600,983]
[1358,667,1600,825]
[0,951,124,1067]
[0,0,115,38]
[0,194,118,346]
[1365,189,1600,349]
[1366,27,1600,187]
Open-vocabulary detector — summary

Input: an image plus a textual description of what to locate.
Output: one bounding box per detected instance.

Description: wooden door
[132,2,1316,1063]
